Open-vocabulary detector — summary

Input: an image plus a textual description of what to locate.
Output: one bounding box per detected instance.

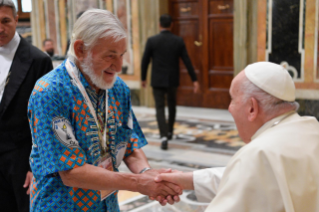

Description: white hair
[241,76,299,115]
[68,9,127,60]
[0,0,17,17]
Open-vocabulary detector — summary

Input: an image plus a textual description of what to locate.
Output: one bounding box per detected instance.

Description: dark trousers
[152,87,177,138]
[0,147,31,212]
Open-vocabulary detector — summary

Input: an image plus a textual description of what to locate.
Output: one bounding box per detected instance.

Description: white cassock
[193,112,319,212]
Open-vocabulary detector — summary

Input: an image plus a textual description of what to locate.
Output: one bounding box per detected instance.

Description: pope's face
[86,36,126,87]
[0,6,18,47]
[228,72,252,143]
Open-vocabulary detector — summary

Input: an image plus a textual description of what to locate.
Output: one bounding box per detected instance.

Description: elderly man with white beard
[27,9,181,212]
[155,62,319,211]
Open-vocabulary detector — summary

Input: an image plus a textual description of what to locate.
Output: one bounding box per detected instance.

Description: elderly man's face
[0,6,18,47]
[228,71,252,143]
[81,36,126,89]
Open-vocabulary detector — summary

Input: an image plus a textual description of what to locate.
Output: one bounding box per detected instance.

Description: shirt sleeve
[141,38,152,81]
[28,83,86,177]
[121,86,148,156]
[179,38,197,82]
[193,167,225,202]
[124,109,148,158]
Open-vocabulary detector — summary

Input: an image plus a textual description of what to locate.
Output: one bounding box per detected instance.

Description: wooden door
[169,0,233,109]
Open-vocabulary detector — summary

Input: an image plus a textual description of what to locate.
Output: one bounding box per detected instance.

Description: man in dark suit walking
[0,1,53,211]
[141,14,199,150]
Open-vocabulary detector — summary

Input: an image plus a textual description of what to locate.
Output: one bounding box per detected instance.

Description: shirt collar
[251,111,296,140]
[160,29,171,33]
[0,32,21,54]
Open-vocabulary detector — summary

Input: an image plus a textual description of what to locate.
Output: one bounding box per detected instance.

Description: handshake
[136,168,193,206]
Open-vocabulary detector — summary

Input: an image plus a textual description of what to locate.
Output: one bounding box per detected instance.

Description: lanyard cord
[65,59,108,152]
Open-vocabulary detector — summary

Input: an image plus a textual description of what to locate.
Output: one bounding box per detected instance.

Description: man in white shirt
[0,2,19,100]
[0,1,53,211]
[155,62,319,212]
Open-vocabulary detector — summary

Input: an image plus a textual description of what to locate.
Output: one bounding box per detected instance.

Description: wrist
[126,173,140,192]
[139,167,152,174]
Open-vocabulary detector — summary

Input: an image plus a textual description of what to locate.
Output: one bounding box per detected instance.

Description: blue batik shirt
[28,60,147,212]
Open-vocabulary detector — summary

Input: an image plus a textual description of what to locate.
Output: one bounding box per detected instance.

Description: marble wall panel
[46,0,58,54]
[294,0,319,90]
[75,0,98,14]
[258,0,319,103]
[303,0,316,83]
[316,0,319,80]
[58,0,67,56]
[114,0,134,75]
[257,0,267,62]
[266,0,305,81]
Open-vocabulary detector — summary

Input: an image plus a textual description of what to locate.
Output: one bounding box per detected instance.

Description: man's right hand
[141,81,147,88]
[136,168,182,199]
[193,81,199,93]
[23,171,33,195]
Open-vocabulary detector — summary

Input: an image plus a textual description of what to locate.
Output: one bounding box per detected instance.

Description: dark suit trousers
[0,146,31,212]
[152,87,177,138]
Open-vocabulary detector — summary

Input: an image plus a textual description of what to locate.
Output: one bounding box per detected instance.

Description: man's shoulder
[112,76,130,93]
[237,117,315,158]
[224,141,275,176]
[229,137,275,163]
[34,62,70,95]
[151,32,182,40]
[255,114,319,141]
[29,44,51,61]
[171,33,183,40]
[19,37,51,61]
[147,34,159,43]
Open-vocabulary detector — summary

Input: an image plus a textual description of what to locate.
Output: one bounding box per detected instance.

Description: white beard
[81,52,117,90]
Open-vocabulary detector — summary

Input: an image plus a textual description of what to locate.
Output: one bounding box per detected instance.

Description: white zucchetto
[244,62,296,101]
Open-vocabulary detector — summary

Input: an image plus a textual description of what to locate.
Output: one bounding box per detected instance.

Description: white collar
[0,32,21,54]
[251,111,296,141]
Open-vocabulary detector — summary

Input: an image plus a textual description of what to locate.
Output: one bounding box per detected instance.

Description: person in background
[0,1,53,211]
[42,38,55,57]
[155,62,319,212]
[141,14,199,150]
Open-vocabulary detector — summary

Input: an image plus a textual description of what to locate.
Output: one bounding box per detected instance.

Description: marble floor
[117,106,240,211]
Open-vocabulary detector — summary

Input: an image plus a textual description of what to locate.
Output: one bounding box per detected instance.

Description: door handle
[194,41,202,46]
[218,4,229,10]
[180,7,191,13]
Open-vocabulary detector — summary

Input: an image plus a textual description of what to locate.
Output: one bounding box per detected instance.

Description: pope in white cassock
[155,62,319,212]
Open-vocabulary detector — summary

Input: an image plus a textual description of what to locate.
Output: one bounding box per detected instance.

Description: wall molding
[265,0,305,82]
[314,0,319,82]
[296,89,319,99]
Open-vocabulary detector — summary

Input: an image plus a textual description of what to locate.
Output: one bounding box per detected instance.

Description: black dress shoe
[160,137,168,150]
[167,132,173,140]
[161,140,168,150]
